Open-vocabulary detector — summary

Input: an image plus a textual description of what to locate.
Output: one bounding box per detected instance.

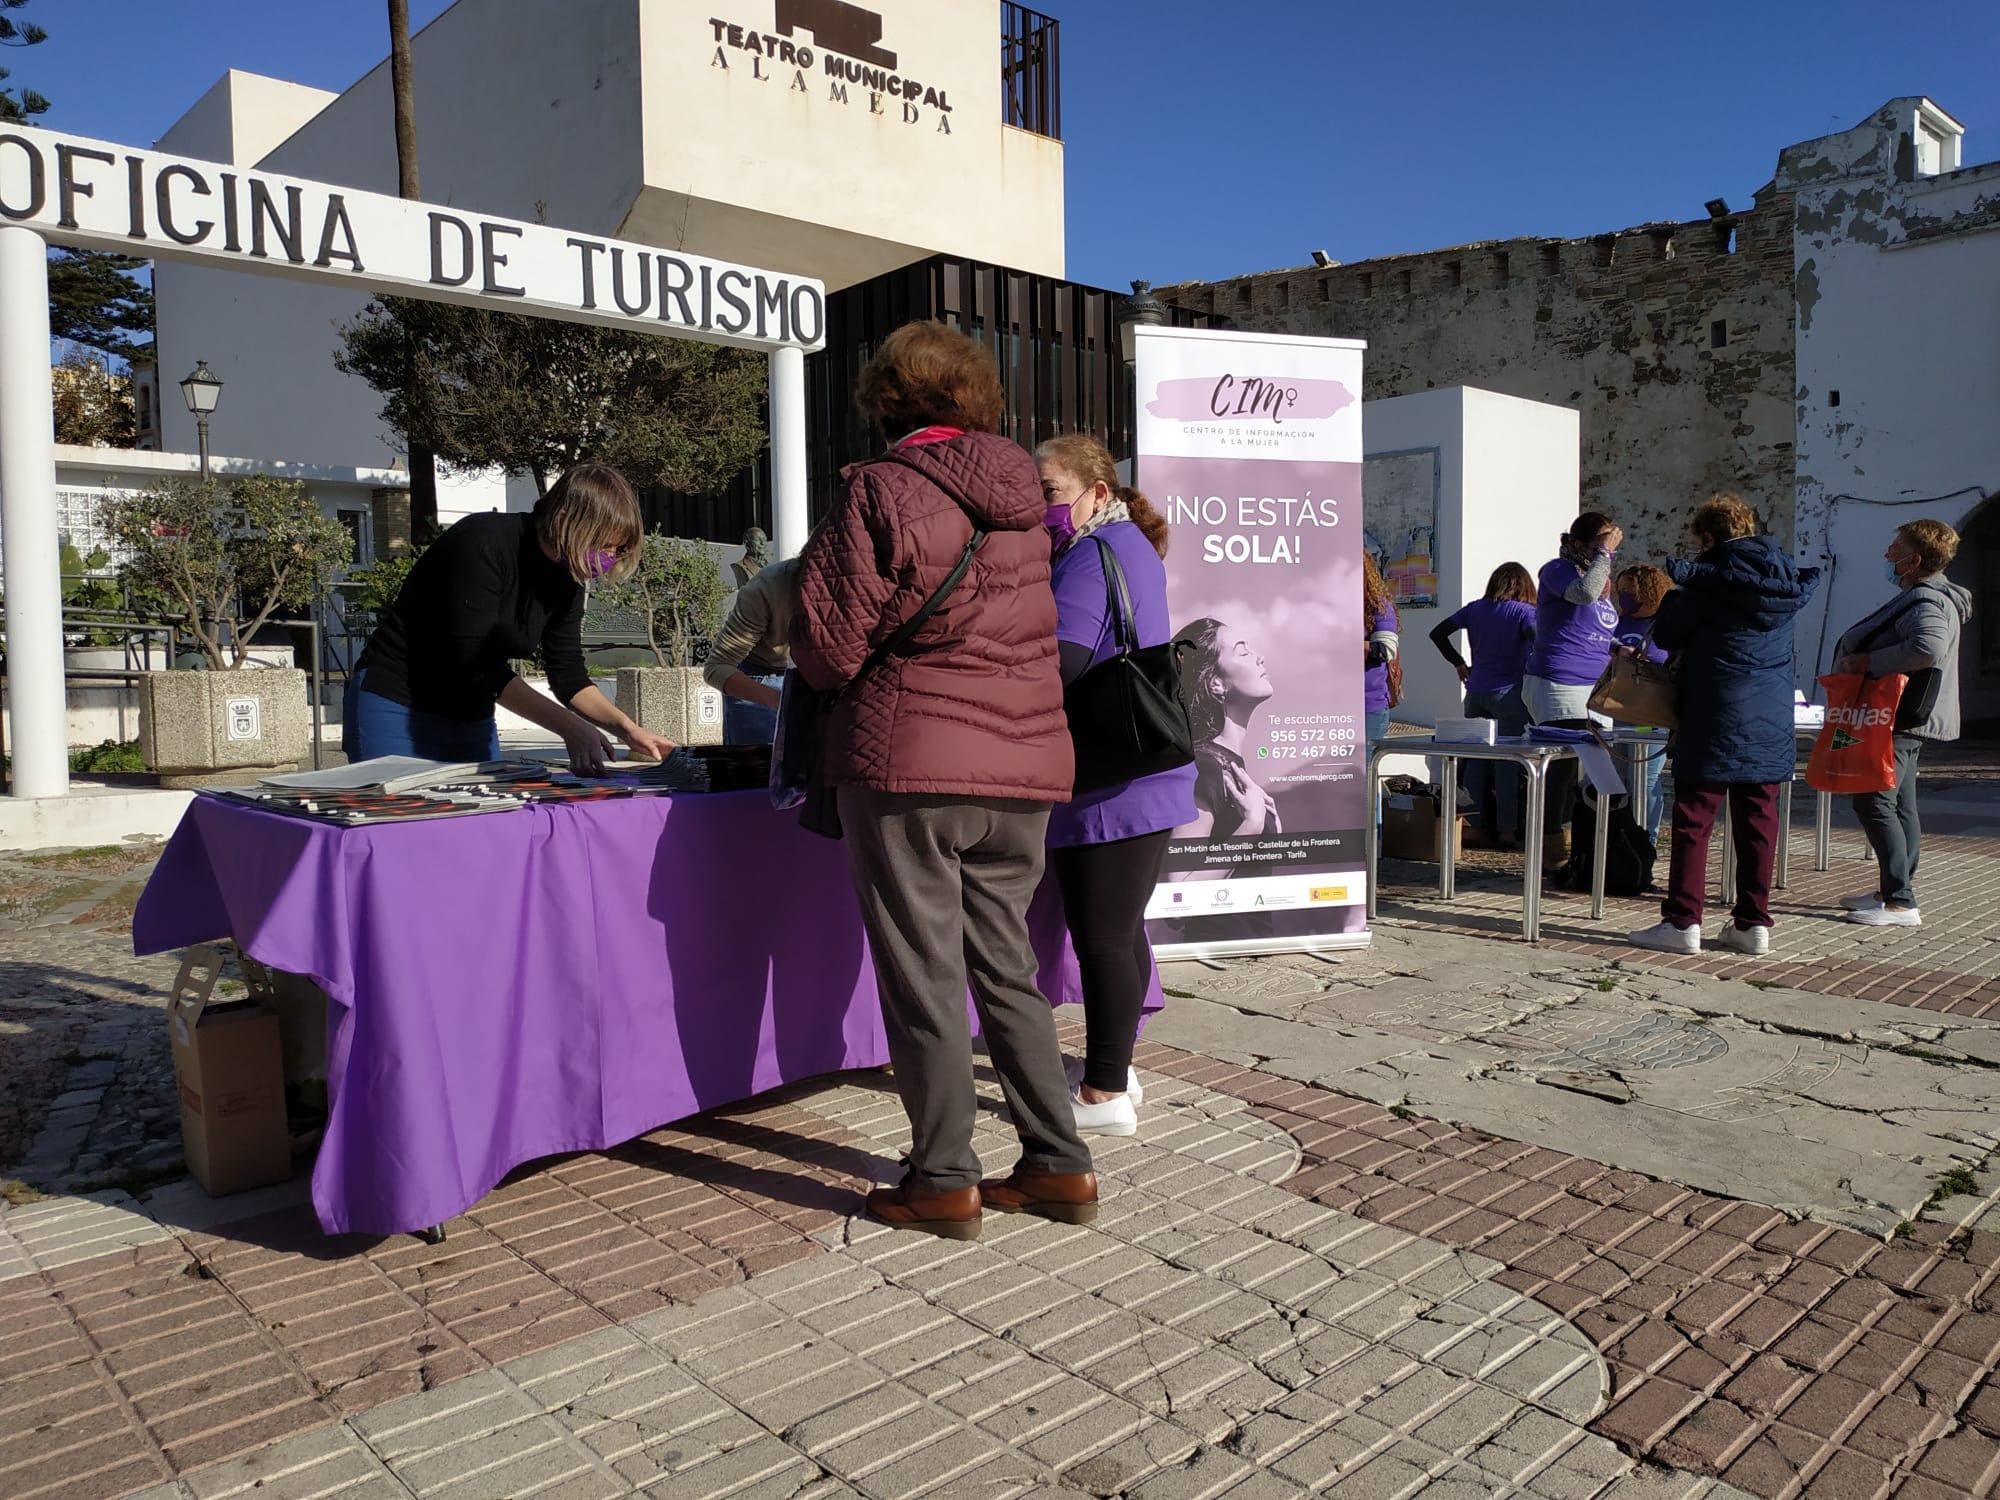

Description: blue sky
[19,0,1998,292]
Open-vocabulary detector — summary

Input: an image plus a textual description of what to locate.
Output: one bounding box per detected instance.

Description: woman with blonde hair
[1830,519,1972,927]
[346,462,672,772]
[1034,432,1196,1138]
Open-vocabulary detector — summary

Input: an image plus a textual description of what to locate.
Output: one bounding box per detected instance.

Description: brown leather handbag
[1588,630,1677,728]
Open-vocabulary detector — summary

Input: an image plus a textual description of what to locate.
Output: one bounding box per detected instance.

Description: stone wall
[1154,193,1797,569]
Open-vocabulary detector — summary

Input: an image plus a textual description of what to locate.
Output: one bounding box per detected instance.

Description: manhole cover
[1528,1013,1727,1071]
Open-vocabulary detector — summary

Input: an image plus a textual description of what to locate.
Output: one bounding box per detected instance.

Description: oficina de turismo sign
[0,128,827,351]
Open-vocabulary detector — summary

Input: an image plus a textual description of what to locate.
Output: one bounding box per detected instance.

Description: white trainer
[1839,891,1884,911]
[1849,905,1922,927]
[1715,923,1770,956]
[1627,921,1701,955]
[1064,1057,1143,1104]
[1070,1089,1139,1137]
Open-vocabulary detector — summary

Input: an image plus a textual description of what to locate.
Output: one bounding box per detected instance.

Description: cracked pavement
[1149,927,2000,1236]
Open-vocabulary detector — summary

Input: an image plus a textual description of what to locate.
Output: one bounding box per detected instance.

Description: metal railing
[1001,3,1061,141]
[1,609,330,785]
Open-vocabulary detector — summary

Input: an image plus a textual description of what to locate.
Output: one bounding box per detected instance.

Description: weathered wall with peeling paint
[1784,98,2000,721]
[1153,197,1797,570]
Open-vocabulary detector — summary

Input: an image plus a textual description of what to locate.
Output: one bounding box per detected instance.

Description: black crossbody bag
[788,523,989,839]
[1064,536,1197,794]
[1854,591,1945,733]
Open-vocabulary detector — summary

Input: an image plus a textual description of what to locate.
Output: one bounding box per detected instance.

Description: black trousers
[1050,830,1171,1093]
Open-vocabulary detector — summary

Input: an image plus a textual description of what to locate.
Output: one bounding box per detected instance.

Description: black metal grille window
[1002,4,1061,141]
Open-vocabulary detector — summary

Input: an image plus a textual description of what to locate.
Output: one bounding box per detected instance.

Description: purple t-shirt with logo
[1441,598,1536,696]
[1047,521,1199,849]
[1364,603,1400,713]
[1615,613,1669,665]
[1528,557,1619,686]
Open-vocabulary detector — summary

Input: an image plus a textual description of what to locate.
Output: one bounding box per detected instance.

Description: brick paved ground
[4,768,1998,1499]
[3,1061,1730,1500]
[1131,1040,2000,1500]
[1377,818,2000,1016]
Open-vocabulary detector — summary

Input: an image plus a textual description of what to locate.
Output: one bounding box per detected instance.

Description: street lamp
[1119,279,1168,365]
[178,361,223,482]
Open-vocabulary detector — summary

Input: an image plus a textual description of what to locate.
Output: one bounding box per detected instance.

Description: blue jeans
[723,675,783,747]
[1630,744,1667,841]
[1463,686,1529,842]
[342,672,499,761]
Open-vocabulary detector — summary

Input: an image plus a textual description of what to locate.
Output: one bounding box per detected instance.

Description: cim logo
[776,0,895,67]
[1147,375,1355,427]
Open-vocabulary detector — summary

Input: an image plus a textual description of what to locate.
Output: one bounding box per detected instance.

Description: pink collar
[892,425,965,449]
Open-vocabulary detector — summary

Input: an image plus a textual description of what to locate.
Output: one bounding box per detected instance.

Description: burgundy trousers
[1661,781,1782,931]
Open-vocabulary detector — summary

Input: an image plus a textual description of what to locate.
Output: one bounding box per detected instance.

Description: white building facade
[150,1,1066,496]
[1783,98,2000,728]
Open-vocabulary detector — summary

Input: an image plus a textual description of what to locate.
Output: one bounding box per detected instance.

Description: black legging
[1050,829,1171,1093]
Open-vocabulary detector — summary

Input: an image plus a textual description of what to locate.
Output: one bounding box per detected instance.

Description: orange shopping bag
[1805,673,1906,794]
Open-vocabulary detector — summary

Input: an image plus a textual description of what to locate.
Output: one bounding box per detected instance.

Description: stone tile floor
[5,772,2000,1499]
[7,1060,1737,1500]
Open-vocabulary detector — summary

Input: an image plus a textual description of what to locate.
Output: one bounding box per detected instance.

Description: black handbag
[789,523,988,839]
[1064,537,1197,794]
[1852,592,1946,733]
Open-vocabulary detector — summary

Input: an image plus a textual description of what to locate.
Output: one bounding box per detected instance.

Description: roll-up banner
[1134,327,1371,958]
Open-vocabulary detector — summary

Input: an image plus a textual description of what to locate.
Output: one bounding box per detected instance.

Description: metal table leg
[417,1225,446,1245]
[1365,748,1381,923]
[1590,784,1611,921]
[1720,800,1737,908]
[1776,779,1793,891]
[1438,755,1458,902]
[1816,788,1832,871]
[1523,760,1548,942]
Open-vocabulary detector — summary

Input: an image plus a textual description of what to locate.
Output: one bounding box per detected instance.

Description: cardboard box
[1382,791,1466,862]
[169,946,294,1197]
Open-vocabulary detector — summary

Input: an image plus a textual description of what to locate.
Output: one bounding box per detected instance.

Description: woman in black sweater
[345,464,673,773]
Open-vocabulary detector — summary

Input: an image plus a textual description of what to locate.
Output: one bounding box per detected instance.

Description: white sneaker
[1839,891,1884,911]
[1849,905,1921,927]
[1715,923,1770,956]
[1070,1089,1139,1137]
[1064,1056,1143,1104]
[1627,921,1701,955]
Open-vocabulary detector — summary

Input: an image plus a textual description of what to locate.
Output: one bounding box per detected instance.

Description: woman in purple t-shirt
[1429,562,1538,847]
[1036,434,1198,1141]
[1524,511,1623,726]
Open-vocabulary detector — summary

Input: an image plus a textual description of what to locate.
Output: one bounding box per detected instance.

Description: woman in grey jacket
[1830,519,1973,928]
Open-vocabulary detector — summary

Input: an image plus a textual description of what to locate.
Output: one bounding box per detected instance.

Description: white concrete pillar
[0,227,68,800]
[768,346,809,560]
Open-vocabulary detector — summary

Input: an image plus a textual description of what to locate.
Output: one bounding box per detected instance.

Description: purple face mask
[588,549,620,579]
[1043,503,1077,548]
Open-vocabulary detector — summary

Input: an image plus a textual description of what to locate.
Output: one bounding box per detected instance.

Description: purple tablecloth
[133,792,1160,1236]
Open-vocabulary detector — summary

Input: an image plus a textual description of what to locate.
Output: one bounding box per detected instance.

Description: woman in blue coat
[1628,495,1819,958]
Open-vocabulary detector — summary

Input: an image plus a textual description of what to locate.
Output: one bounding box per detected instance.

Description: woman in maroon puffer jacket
[793,321,1096,1239]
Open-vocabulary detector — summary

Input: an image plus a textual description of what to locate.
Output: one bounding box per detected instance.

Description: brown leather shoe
[979,1168,1099,1225]
[864,1178,982,1240]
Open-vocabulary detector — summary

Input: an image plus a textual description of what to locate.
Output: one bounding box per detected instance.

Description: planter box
[140,669,311,788]
[615,667,724,747]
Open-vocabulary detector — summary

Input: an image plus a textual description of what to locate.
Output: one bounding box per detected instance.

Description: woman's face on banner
[1210,620,1273,702]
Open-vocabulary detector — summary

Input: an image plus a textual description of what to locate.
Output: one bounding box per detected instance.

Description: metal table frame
[1366,737,1575,942]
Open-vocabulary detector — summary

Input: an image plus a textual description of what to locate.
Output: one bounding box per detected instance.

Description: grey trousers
[839,787,1094,1192]
[1851,734,1924,907]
